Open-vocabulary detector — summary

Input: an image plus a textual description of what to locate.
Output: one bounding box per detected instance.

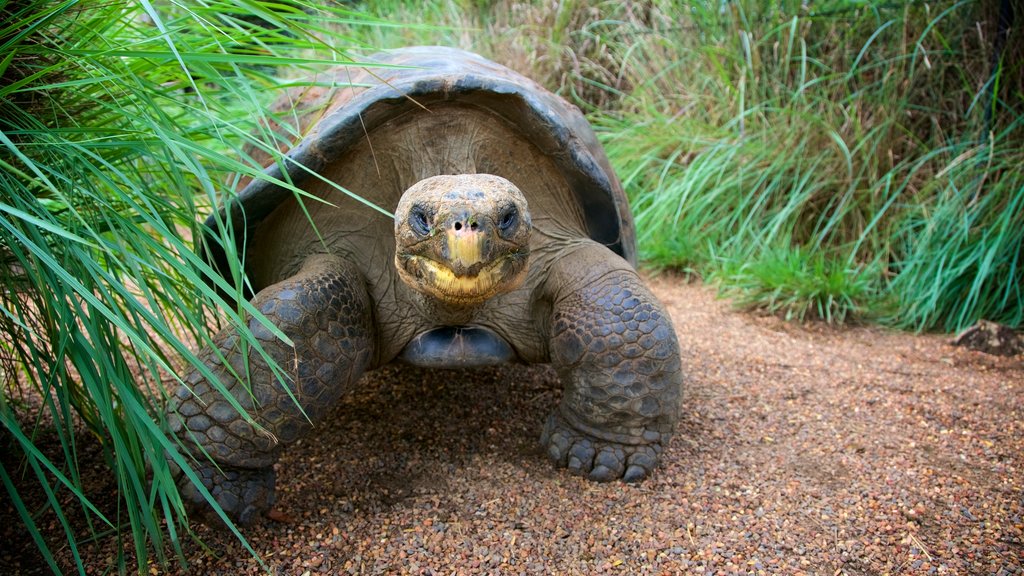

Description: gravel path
[5,278,1023,574]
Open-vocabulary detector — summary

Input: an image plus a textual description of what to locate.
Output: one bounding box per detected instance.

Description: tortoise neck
[411,291,490,326]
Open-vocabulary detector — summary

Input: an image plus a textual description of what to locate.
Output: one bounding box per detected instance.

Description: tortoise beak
[442,210,490,275]
[393,174,532,305]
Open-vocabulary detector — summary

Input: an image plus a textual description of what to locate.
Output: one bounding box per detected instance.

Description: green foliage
[589,0,1022,329]
[3,0,1022,572]
[345,0,1023,329]
[712,246,880,324]
[885,125,1024,331]
[0,1,387,572]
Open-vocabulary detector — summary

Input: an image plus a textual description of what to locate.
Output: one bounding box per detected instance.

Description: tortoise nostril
[470,221,479,231]
[454,221,463,231]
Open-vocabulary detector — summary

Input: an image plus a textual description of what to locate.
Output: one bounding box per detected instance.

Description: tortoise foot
[177,461,276,526]
[540,413,664,483]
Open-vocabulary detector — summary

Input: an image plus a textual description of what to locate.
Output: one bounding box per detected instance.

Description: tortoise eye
[498,206,518,235]
[410,206,431,237]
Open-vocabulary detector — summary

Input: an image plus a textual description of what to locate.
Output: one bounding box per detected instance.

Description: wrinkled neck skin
[405,283,498,326]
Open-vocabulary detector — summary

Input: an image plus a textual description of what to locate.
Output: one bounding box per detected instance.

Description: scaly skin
[168,254,373,524]
[173,176,683,525]
[540,243,682,482]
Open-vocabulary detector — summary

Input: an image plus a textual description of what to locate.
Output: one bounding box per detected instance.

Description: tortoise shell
[203,46,636,293]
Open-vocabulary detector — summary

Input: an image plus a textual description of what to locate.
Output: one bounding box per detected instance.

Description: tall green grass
[590,0,1022,330]
[886,127,1024,330]
[336,0,1021,331]
[2,0,1021,573]
[0,1,389,572]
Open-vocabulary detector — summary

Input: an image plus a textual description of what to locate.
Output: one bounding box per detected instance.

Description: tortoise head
[394,174,532,305]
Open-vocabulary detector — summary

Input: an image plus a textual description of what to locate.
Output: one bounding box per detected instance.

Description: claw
[176,462,276,526]
[622,465,647,483]
[567,440,595,474]
[627,447,658,471]
[540,412,664,483]
[593,445,626,478]
[588,465,617,482]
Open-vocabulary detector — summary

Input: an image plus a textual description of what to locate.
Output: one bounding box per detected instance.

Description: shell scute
[203,47,635,289]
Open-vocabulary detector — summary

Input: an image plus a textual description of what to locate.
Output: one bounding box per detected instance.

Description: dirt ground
[3,277,1022,575]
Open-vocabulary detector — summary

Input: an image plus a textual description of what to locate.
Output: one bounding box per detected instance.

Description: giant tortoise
[169,46,683,524]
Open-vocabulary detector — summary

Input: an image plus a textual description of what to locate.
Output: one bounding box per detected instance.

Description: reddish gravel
[3,278,1023,574]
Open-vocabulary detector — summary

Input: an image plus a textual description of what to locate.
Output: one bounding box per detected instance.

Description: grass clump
[886,129,1024,331]
[589,0,1023,330]
[713,247,880,324]
[0,1,388,572]
[342,0,1021,329]
[2,0,1021,572]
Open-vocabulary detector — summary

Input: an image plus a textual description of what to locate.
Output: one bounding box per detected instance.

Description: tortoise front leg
[167,253,374,524]
[540,245,682,482]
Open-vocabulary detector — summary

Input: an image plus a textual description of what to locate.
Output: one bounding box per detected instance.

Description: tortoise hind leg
[540,244,682,482]
[167,253,374,524]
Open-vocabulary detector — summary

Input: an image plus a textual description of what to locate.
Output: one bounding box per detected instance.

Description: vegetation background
[0,0,1019,573]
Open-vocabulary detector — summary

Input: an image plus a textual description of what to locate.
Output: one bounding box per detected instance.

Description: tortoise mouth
[393,174,532,304]
[397,250,529,304]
